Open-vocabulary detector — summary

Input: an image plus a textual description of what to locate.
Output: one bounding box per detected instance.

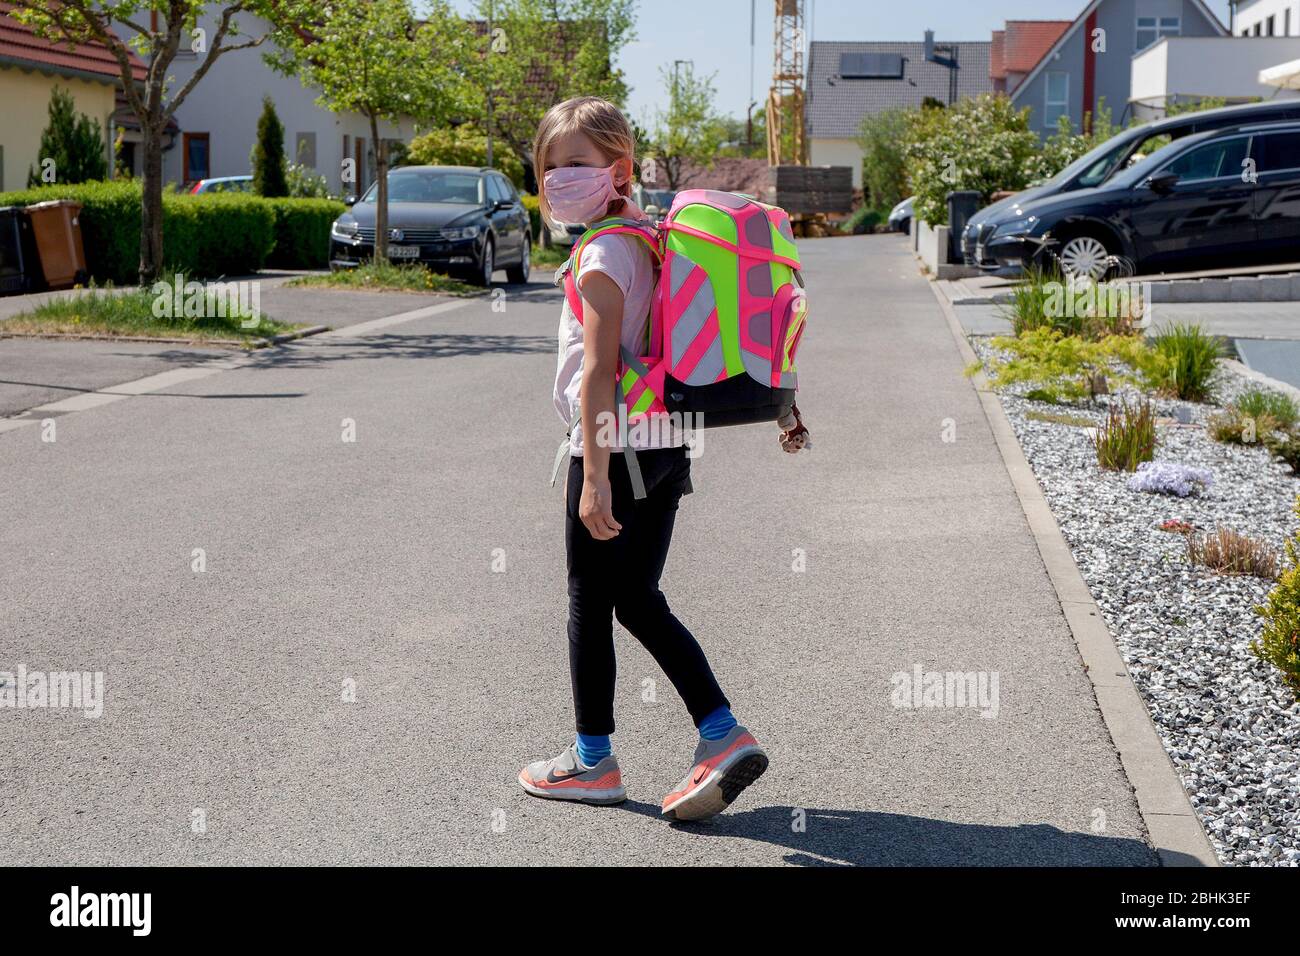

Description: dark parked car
[330,165,531,285]
[979,121,1300,278]
[963,99,1300,270]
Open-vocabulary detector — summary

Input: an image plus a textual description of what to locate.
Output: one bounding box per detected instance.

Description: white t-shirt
[553,204,683,456]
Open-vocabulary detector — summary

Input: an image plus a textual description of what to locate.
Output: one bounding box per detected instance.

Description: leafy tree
[856,107,909,212]
[406,124,525,187]
[11,1,277,283]
[28,85,109,187]
[250,95,288,196]
[267,0,476,262]
[471,0,636,181]
[644,62,724,190]
[1027,98,1120,183]
[715,113,766,159]
[903,94,1039,225]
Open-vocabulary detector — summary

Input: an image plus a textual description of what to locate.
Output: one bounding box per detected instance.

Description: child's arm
[577,271,626,540]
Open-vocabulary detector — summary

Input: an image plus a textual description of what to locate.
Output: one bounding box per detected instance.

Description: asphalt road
[0,235,1157,865]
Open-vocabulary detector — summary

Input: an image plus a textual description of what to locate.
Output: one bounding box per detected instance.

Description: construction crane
[766,0,807,167]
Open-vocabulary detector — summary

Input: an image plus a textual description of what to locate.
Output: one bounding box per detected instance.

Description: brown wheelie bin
[25,199,89,289]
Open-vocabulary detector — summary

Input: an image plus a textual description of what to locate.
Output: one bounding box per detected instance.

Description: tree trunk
[371,114,387,265]
[139,123,164,285]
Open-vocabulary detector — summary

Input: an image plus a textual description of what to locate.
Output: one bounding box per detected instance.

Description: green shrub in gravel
[1255,498,1300,698]
[1143,323,1224,402]
[1235,387,1299,430]
[1094,398,1156,471]
[975,327,1150,403]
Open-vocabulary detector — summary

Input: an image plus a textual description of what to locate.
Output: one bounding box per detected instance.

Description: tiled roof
[1001,20,1072,77]
[0,2,146,82]
[807,40,993,139]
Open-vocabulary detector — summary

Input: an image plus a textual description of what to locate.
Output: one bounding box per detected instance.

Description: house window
[183,133,209,183]
[1045,72,1069,128]
[1136,15,1180,51]
[295,132,316,169]
[1254,23,1263,35]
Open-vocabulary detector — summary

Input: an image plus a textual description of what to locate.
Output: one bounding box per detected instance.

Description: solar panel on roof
[838,52,904,79]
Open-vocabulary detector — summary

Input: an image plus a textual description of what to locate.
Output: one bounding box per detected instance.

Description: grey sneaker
[519,744,627,805]
[661,725,768,821]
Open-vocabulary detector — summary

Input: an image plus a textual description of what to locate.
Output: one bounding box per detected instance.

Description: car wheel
[506,235,531,284]
[1054,234,1113,281]
[472,238,495,287]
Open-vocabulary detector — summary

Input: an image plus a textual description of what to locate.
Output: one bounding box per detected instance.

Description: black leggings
[565,446,730,736]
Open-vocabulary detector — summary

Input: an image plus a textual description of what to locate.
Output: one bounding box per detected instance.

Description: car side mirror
[1145,172,1180,194]
[343,195,357,207]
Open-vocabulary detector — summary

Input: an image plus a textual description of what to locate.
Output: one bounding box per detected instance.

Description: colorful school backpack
[552,189,808,498]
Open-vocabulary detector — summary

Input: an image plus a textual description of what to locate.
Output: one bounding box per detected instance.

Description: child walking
[518,96,802,821]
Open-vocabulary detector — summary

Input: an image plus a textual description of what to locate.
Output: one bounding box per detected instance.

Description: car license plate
[388,245,420,259]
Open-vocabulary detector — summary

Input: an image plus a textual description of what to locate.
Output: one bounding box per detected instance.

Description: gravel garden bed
[972,338,1300,866]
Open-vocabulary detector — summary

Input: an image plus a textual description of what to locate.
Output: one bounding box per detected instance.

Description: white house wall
[1234,0,1300,35]
[117,13,413,191]
[1131,35,1300,108]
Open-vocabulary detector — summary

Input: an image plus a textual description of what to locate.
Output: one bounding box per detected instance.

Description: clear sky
[440,1,1237,126]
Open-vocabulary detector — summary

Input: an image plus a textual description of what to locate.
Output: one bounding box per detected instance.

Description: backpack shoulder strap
[561,220,662,322]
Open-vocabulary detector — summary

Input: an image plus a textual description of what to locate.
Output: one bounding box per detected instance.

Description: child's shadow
[616,802,1160,866]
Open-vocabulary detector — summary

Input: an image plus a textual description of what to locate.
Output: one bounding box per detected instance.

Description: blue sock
[575,733,611,767]
[698,706,737,741]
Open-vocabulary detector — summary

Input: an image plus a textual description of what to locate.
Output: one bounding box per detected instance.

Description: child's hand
[580,475,622,540]
[777,404,811,454]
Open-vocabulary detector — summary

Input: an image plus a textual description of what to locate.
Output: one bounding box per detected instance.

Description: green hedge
[263,197,345,269]
[520,193,542,244]
[0,181,341,282]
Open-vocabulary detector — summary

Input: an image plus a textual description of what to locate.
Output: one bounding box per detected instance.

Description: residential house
[990,21,1074,95]
[119,10,414,193]
[1007,0,1227,135]
[805,39,993,189]
[0,2,147,192]
[1231,0,1300,35]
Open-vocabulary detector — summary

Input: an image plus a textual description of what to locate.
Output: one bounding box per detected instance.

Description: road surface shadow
[654,805,1157,867]
[246,332,555,368]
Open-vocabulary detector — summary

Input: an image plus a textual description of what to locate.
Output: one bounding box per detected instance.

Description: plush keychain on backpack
[777,404,811,454]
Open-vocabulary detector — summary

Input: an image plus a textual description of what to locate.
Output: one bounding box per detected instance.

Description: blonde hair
[533,96,636,224]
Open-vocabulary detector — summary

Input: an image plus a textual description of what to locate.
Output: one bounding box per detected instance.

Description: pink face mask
[543,163,620,224]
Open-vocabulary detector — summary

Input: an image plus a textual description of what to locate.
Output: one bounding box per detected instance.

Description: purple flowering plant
[1126,461,1213,498]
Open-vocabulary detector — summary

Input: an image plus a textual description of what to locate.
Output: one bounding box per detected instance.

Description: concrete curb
[1221,357,1300,403]
[0,325,331,350]
[927,280,1219,868]
[256,324,330,347]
